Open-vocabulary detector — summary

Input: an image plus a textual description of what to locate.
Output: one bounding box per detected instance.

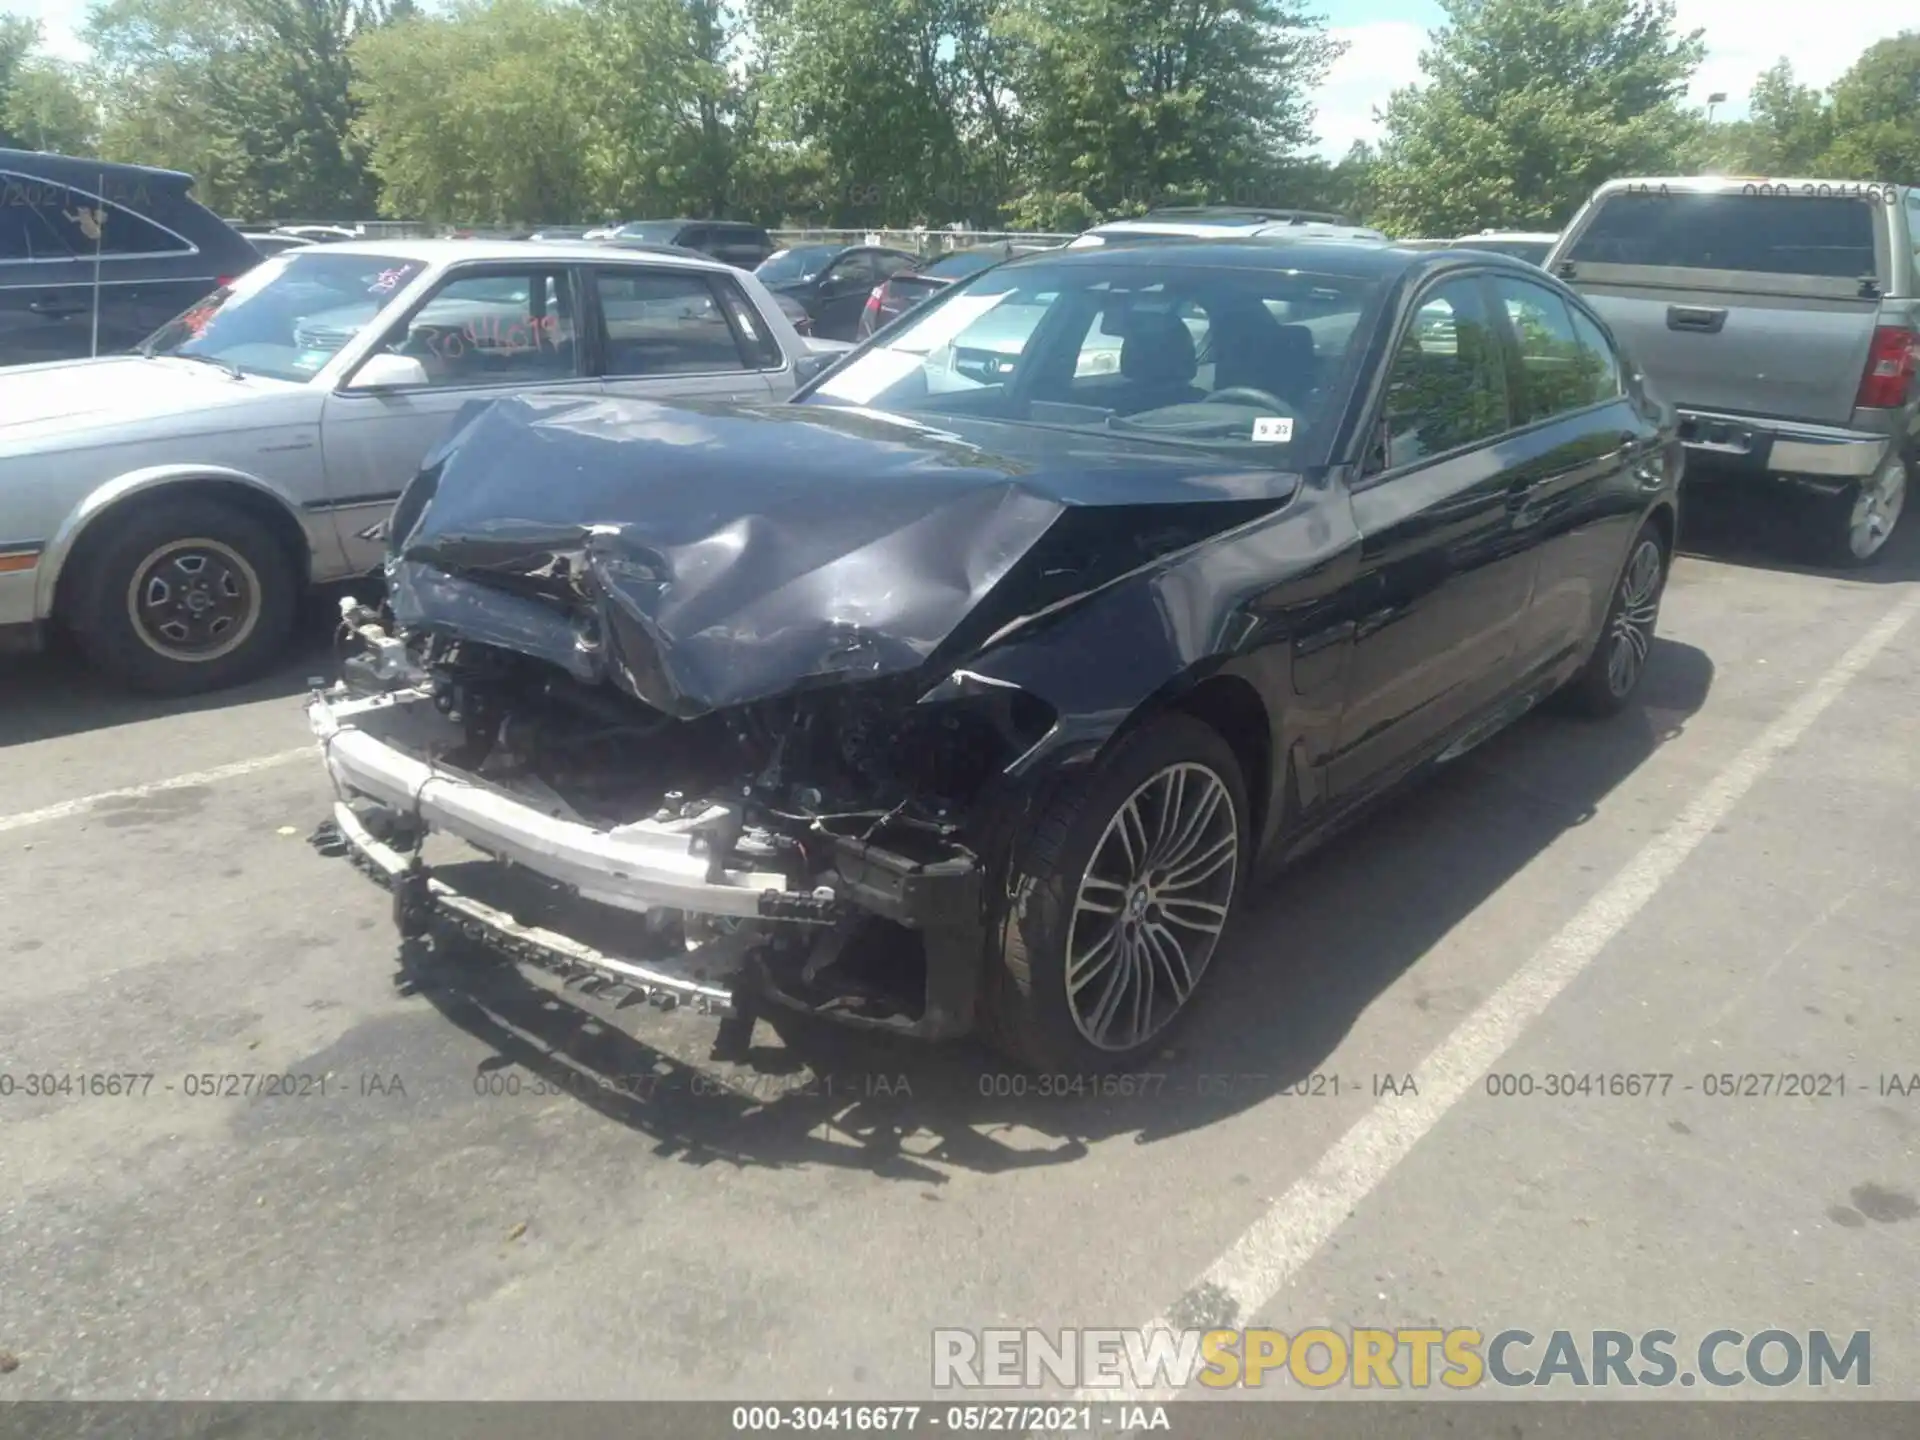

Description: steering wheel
[1208,387,1289,411]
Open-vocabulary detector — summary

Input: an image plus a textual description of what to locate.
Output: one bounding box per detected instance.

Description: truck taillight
[1856,325,1918,409]
[865,285,885,313]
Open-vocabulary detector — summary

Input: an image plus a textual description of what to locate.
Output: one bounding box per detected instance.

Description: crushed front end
[309,600,1050,1043]
[306,391,1293,1049]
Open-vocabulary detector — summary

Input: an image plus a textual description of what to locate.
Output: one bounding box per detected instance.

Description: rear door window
[12,179,194,259]
[594,269,750,375]
[1492,276,1620,420]
[0,172,77,260]
[1564,192,1876,278]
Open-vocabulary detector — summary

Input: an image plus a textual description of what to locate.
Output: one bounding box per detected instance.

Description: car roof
[997,237,1567,290]
[1001,237,1428,280]
[1592,176,1911,197]
[1458,231,1558,242]
[0,147,195,189]
[292,237,738,271]
[1084,218,1385,243]
[1140,205,1353,225]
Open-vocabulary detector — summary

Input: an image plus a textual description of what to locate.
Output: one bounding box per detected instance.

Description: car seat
[1114,310,1209,411]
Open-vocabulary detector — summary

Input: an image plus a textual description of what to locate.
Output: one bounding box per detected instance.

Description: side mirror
[794,352,836,384]
[346,352,429,392]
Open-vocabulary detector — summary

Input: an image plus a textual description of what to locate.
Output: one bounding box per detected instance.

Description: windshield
[806,257,1379,457]
[613,222,688,245]
[141,250,428,381]
[756,246,837,285]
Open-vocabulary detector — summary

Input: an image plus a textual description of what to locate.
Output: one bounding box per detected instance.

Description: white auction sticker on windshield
[1251,416,1294,443]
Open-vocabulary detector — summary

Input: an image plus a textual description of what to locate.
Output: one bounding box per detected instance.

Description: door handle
[1665,305,1726,334]
[29,301,88,319]
[1505,475,1564,512]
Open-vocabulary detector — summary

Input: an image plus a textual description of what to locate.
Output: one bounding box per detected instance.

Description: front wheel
[67,497,299,695]
[1556,518,1668,719]
[981,714,1247,1072]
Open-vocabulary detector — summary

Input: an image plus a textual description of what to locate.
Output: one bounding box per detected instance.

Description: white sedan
[0,239,844,693]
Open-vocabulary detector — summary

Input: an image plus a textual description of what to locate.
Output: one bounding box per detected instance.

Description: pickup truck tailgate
[1577,282,1878,425]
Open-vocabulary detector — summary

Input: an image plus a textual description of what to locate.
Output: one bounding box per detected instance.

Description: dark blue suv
[0,149,263,368]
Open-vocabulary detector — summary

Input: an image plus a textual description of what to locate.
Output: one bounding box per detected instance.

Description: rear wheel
[67,497,298,695]
[981,714,1247,1072]
[1556,519,1668,719]
[1811,448,1908,569]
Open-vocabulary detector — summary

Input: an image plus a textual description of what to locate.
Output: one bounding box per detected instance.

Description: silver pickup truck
[1545,177,1919,566]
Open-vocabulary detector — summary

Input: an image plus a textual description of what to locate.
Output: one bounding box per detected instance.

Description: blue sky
[4,0,1904,159]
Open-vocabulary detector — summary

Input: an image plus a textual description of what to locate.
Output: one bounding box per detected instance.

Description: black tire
[1556,518,1668,719]
[981,713,1248,1072]
[66,497,299,695]
[1806,449,1909,570]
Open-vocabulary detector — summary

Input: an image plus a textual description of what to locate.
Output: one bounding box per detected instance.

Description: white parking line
[0,746,314,835]
[1078,585,1920,1410]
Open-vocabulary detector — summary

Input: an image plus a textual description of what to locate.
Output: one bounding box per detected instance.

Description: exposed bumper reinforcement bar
[307,682,990,1043]
[309,687,820,922]
[318,800,743,1013]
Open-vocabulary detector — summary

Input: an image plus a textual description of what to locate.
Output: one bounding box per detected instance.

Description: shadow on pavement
[0,582,373,750]
[388,636,1715,1181]
[1678,484,1920,585]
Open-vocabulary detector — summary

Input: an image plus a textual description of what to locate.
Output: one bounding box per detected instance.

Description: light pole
[1706,91,1727,126]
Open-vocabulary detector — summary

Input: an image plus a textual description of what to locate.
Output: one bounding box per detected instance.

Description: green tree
[1746,59,1832,172]
[1369,0,1705,236]
[1,15,44,146]
[352,0,600,224]
[3,60,101,153]
[582,0,755,220]
[1821,31,1920,184]
[750,0,980,226]
[1000,0,1342,229]
[84,0,388,218]
[87,0,259,211]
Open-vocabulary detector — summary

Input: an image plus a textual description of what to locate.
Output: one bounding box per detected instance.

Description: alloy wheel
[1605,537,1664,699]
[1846,455,1908,561]
[1063,762,1240,1051]
[124,538,262,663]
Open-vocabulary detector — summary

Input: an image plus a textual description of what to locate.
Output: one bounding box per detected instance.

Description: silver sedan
[0,239,844,693]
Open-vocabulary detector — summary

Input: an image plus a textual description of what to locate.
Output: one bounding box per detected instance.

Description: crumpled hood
[0,356,283,442]
[387,392,1299,717]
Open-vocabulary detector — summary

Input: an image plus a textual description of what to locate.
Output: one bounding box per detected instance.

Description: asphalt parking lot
[2,494,1917,1403]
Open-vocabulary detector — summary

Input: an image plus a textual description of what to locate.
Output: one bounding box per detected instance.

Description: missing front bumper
[315,800,743,1014]
[308,685,988,1040]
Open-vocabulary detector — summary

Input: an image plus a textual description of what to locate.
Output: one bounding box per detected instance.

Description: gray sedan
[0,239,842,693]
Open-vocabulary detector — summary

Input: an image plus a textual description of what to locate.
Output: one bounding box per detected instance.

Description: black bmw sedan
[315,240,1681,1073]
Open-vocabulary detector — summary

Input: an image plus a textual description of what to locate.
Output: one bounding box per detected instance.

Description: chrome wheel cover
[1064,762,1239,1052]
[125,538,262,663]
[1605,537,1663,699]
[1847,454,1908,560]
